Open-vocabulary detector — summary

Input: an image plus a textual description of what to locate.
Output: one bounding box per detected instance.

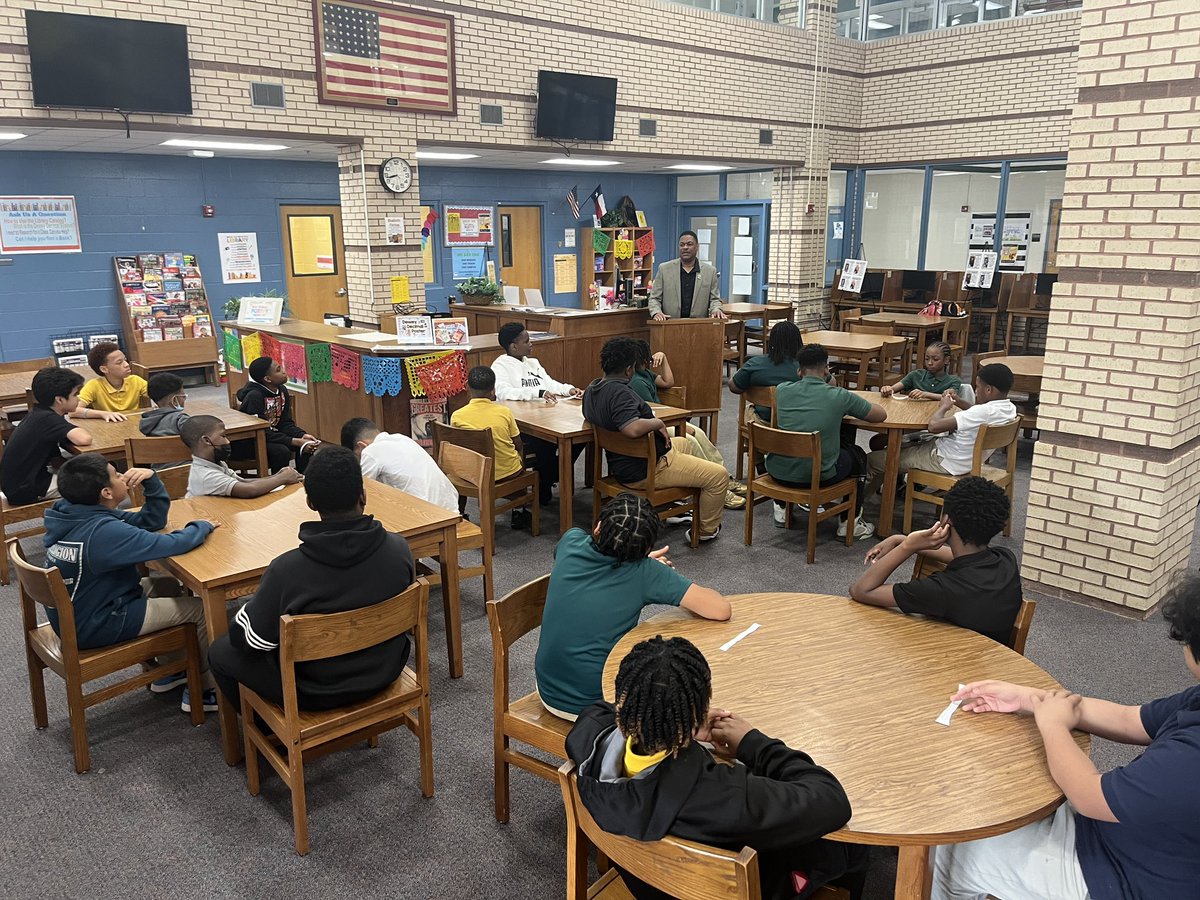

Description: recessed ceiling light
[667,164,733,172]
[415,151,480,160]
[190,149,215,158]
[540,157,621,167]
[0,132,27,140]
[160,139,289,151]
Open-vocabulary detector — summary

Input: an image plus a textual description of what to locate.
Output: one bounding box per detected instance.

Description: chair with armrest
[123,435,192,504]
[8,538,205,773]
[240,578,433,855]
[911,553,1036,655]
[734,385,777,482]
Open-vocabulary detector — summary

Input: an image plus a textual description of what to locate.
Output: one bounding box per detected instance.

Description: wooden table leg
[583,441,595,488]
[557,436,574,535]
[855,352,870,392]
[201,586,243,766]
[895,845,933,900]
[1004,314,1014,353]
[438,523,463,679]
[253,429,269,476]
[877,428,902,538]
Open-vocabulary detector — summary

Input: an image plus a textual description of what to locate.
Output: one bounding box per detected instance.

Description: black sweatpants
[522,433,584,504]
[230,437,310,475]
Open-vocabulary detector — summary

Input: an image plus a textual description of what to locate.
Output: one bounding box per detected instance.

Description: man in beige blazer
[648,231,727,320]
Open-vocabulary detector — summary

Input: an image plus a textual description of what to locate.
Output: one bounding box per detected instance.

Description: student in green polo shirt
[765,344,887,539]
[881,341,963,401]
[729,321,804,424]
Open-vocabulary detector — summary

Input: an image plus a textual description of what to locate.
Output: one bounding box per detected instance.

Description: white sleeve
[531,358,575,395]
[492,356,542,401]
[360,447,384,483]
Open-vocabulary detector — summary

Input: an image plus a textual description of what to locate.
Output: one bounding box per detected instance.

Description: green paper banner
[223,328,242,372]
[306,342,333,382]
[592,230,611,254]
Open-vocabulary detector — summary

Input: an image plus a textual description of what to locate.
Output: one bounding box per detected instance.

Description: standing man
[649,230,727,320]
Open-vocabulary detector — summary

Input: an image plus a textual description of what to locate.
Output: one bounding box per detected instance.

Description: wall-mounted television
[25,10,193,115]
[535,71,617,142]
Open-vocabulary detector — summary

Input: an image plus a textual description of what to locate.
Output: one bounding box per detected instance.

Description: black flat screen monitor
[1035,272,1058,295]
[858,272,884,298]
[535,71,617,142]
[26,11,192,114]
[902,269,938,295]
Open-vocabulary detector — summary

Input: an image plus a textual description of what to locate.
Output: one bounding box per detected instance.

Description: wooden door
[280,205,348,322]
[498,206,542,297]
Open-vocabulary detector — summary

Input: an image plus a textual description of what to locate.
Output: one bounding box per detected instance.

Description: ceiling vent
[250,82,286,109]
[639,118,657,137]
[759,128,773,145]
[480,104,504,125]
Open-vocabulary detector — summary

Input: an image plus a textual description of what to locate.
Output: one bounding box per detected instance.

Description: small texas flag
[586,184,606,218]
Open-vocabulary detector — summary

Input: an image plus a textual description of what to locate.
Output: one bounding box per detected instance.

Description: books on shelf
[113,251,215,346]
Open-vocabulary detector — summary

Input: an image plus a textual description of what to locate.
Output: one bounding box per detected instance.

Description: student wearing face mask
[180,415,302,499]
[139,372,191,437]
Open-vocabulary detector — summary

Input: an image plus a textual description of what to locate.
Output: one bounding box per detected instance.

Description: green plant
[600,209,628,227]
[223,289,288,320]
[456,277,501,299]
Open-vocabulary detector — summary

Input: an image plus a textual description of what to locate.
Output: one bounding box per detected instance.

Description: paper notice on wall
[736,218,751,236]
[385,215,406,245]
[733,256,753,275]
[553,253,577,294]
[218,232,261,283]
[0,195,81,253]
[391,275,411,304]
[833,221,844,239]
[698,245,710,261]
[564,228,576,248]
[962,250,998,289]
[733,236,753,255]
[732,275,753,295]
[697,229,712,244]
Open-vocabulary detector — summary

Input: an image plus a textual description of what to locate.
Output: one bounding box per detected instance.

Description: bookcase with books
[579,226,654,310]
[112,252,219,381]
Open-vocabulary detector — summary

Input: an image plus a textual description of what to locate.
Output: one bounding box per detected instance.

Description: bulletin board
[444,204,494,247]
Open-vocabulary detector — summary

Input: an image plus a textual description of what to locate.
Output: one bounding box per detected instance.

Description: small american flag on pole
[565,185,581,220]
[315,0,455,114]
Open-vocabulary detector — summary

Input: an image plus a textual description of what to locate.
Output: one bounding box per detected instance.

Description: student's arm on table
[680,583,731,621]
[926,391,960,433]
[861,401,888,423]
[229,467,301,499]
[70,406,127,423]
[850,521,950,608]
[65,426,93,447]
[955,681,1150,745]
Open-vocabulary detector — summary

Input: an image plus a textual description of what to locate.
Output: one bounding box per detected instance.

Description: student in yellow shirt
[72,343,148,422]
[449,366,530,529]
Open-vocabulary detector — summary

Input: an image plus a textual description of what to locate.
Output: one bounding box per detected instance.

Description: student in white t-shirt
[340,417,459,514]
[866,363,1017,496]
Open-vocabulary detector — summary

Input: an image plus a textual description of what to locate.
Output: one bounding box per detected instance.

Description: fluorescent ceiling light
[867,19,894,28]
[540,157,621,167]
[415,151,480,160]
[0,132,27,140]
[160,139,289,151]
[190,149,215,158]
[667,164,733,172]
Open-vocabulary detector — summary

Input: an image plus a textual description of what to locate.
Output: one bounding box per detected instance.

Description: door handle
[335,288,348,297]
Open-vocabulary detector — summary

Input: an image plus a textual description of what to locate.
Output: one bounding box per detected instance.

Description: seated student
[180,415,301,499]
[535,493,730,721]
[139,372,190,437]
[340,416,458,513]
[567,635,868,900]
[0,367,92,506]
[208,446,416,711]
[584,337,730,544]
[72,342,148,422]
[931,573,1200,900]
[880,341,962,402]
[43,453,220,713]
[766,344,886,538]
[235,356,320,473]
[849,476,1021,645]
[450,366,532,530]
[866,363,1016,497]
[729,320,804,425]
[490,321,583,504]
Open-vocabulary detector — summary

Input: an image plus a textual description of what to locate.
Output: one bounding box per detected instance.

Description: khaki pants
[866,439,951,497]
[138,593,215,689]
[630,437,728,537]
[683,423,724,466]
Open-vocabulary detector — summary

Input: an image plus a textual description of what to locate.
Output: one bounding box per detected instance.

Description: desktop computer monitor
[1035,272,1058,296]
[902,269,938,296]
[858,271,884,299]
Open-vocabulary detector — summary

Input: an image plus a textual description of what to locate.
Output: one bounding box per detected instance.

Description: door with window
[677,204,769,303]
[280,205,348,322]
[498,205,543,300]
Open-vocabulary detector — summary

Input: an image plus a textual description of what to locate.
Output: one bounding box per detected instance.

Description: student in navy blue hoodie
[43,453,220,713]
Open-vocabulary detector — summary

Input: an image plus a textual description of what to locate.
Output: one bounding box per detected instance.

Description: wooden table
[603,594,1087,900]
[990,356,1043,395]
[801,330,891,389]
[721,302,792,362]
[501,397,691,534]
[0,367,92,406]
[862,312,950,363]
[78,401,270,475]
[160,480,462,765]
[848,391,939,538]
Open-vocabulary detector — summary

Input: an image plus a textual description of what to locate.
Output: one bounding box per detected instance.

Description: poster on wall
[443,205,494,246]
[451,247,486,278]
[962,251,998,289]
[217,232,262,283]
[837,258,867,294]
[385,215,406,245]
[0,195,82,254]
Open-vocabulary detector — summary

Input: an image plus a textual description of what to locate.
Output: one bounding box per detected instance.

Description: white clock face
[380,157,412,193]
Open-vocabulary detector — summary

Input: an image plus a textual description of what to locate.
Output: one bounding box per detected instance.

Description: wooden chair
[123,435,192,504]
[835,305,863,330]
[861,337,910,392]
[240,578,433,855]
[848,321,895,336]
[0,356,55,422]
[723,320,745,372]
[658,384,687,410]
[8,538,205,773]
[744,423,857,563]
[414,443,493,603]
[903,419,1020,535]
[591,427,701,549]
[0,431,60,586]
[941,316,970,375]
[971,349,1007,384]
[130,362,150,380]
[486,574,571,823]
[911,554,1037,655]
[734,385,777,482]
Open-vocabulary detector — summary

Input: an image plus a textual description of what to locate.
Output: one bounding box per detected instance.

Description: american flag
[565,185,581,220]
[316,1,455,114]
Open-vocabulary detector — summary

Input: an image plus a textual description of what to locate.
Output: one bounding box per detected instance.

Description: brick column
[1020,0,1200,615]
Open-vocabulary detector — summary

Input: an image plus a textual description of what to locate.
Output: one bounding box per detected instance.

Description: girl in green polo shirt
[880,341,961,400]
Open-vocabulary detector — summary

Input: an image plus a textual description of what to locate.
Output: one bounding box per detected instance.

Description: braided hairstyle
[592,492,661,567]
[926,341,952,361]
[615,636,712,756]
[767,321,802,365]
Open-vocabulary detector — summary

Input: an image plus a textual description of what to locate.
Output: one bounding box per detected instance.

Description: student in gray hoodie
[138,372,190,437]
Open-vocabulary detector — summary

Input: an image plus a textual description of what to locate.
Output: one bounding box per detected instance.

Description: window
[841,0,1081,40]
[1004,163,1066,273]
[727,171,773,200]
[923,164,1001,271]
[676,175,721,201]
[664,0,796,25]
[860,168,925,268]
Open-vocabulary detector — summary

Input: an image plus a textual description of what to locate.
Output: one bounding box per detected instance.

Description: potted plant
[457,277,501,305]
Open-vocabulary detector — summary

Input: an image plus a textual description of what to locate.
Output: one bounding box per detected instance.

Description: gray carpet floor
[1,372,1194,900]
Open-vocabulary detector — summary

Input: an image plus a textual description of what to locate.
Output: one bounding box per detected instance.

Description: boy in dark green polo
[765,344,887,538]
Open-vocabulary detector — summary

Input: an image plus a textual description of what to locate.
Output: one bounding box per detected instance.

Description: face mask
[212,443,233,463]
[174,403,186,411]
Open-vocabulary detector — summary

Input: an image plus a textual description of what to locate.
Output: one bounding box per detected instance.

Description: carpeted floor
[0,374,1193,900]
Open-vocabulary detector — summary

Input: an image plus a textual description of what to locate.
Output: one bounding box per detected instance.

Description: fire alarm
[806,203,816,214]
[201,204,215,217]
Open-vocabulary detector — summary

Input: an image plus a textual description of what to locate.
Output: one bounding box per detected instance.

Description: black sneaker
[686,525,721,544]
[510,508,532,530]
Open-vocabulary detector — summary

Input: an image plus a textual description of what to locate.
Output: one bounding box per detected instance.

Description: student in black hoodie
[235,357,320,473]
[207,446,415,710]
[567,636,868,900]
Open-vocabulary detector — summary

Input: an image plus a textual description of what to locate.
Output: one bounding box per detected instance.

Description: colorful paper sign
[391,275,411,304]
[451,247,486,278]
[217,232,261,283]
[0,195,81,254]
[592,230,611,254]
[443,205,494,246]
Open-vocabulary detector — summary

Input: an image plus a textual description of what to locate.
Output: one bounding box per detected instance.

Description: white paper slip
[720,622,761,652]
[936,683,968,727]
[340,330,396,342]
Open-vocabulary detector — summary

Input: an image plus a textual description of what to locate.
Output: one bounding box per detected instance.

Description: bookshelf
[579,226,654,310]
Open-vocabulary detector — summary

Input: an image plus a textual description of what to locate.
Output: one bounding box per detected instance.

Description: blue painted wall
[0,151,338,362]
[418,166,672,311]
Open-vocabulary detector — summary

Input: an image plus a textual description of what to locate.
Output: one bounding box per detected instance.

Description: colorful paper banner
[413,350,467,401]
[636,232,655,256]
[330,345,361,390]
[240,332,263,367]
[280,341,308,383]
[362,356,406,397]
[223,328,243,372]
[613,239,634,260]
[592,230,611,254]
[306,342,332,382]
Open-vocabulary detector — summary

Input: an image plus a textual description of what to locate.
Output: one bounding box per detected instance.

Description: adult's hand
[711,309,728,320]
[653,312,670,321]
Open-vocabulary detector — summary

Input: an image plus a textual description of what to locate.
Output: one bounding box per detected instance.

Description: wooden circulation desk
[222,320,563,445]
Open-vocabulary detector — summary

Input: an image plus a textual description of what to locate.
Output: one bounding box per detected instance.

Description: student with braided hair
[567,636,868,900]
[534,493,729,721]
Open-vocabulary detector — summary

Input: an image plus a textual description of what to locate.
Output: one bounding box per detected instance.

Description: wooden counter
[222,319,563,444]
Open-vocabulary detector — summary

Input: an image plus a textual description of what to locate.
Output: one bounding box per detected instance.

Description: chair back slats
[971,350,1007,384]
[911,552,948,580]
[437,442,490,492]
[1009,599,1037,655]
[8,538,80,658]
[431,420,494,460]
[972,419,1020,474]
[124,435,190,467]
[281,578,428,664]
[487,575,551,653]
[592,427,661,493]
[849,321,895,336]
[747,421,820,465]
[741,386,777,426]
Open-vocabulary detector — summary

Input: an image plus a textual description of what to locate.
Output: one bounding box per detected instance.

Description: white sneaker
[837,515,876,540]
[664,512,693,526]
[686,525,721,543]
[773,503,787,528]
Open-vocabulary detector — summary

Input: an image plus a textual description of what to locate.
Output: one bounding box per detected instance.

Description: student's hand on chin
[122,467,156,487]
[693,708,732,743]
[709,714,754,757]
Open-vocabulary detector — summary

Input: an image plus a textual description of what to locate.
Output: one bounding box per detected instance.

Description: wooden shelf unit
[579,226,654,310]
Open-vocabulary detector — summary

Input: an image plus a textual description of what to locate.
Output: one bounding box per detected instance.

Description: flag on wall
[586,185,606,218]
[315,1,456,114]
[565,185,581,220]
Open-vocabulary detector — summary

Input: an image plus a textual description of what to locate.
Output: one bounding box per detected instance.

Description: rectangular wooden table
[862,311,950,363]
[0,367,92,407]
[720,302,792,362]
[77,400,270,475]
[159,479,462,765]
[801,330,892,389]
[501,397,691,534]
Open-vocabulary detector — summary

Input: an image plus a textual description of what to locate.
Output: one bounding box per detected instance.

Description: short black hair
[599,336,639,376]
[57,453,113,505]
[1162,572,1200,662]
[943,476,1009,546]
[498,322,526,351]
[678,230,698,243]
[340,416,379,450]
[31,366,84,408]
[147,372,183,402]
[303,445,364,515]
[87,342,122,375]
[796,343,829,371]
[767,321,802,365]
[592,493,661,567]
[468,366,496,392]
[179,414,224,451]
[615,636,711,756]
[634,339,653,369]
[978,363,1013,395]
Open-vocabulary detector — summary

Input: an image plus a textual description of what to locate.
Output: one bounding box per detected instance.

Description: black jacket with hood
[236,379,305,449]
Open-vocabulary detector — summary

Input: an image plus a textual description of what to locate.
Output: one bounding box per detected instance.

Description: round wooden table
[603,594,1087,900]
[849,392,939,537]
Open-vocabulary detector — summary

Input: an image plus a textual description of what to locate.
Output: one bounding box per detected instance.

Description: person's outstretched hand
[954,680,1044,715]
